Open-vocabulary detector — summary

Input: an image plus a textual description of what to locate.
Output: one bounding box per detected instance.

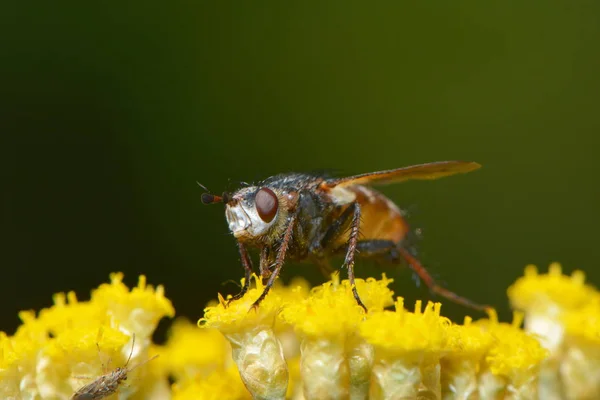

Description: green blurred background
[2,2,599,337]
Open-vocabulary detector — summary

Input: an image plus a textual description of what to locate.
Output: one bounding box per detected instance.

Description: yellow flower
[1,273,172,400]
[38,291,108,336]
[38,325,130,399]
[0,331,23,399]
[158,318,231,382]
[280,274,394,399]
[560,302,600,398]
[200,274,284,333]
[91,273,175,338]
[508,263,597,314]
[5,261,600,399]
[172,366,250,400]
[361,298,449,358]
[200,274,291,400]
[360,298,450,400]
[563,302,600,346]
[441,316,493,398]
[0,311,50,399]
[475,310,547,399]
[508,263,598,350]
[508,263,599,399]
[281,273,394,338]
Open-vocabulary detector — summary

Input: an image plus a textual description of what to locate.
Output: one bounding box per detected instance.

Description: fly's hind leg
[356,240,489,312]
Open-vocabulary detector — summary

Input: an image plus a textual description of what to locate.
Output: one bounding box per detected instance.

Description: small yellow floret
[476,311,547,380]
[45,325,128,364]
[0,332,17,370]
[508,263,599,313]
[280,274,394,338]
[201,274,288,334]
[360,298,450,358]
[446,316,493,361]
[172,366,250,400]
[563,302,600,345]
[92,273,175,336]
[38,292,108,336]
[159,318,231,380]
[0,332,21,397]
[2,311,48,368]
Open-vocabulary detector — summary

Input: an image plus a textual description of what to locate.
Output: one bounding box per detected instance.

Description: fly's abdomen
[350,186,409,243]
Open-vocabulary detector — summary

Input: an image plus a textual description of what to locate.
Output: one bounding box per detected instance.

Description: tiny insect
[201,161,489,312]
[71,334,158,400]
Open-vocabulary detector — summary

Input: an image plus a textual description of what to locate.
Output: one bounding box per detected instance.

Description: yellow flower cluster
[2,263,599,399]
[0,273,174,400]
[192,272,548,400]
[508,263,600,399]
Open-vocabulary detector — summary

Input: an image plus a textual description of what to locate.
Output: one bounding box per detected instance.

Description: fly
[201,161,488,312]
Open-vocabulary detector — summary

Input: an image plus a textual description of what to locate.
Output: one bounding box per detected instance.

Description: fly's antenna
[197,181,230,204]
[124,333,135,368]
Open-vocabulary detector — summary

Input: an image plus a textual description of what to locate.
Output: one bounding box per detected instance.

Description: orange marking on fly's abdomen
[349,186,409,243]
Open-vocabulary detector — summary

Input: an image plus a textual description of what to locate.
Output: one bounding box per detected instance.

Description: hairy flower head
[508,263,598,315]
[158,318,231,381]
[446,315,493,363]
[360,298,450,360]
[280,273,394,338]
[200,274,288,334]
[172,366,250,400]
[476,310,547,384]
[38,291,108,336]
[91,273,175,337]
[563,301,600,345]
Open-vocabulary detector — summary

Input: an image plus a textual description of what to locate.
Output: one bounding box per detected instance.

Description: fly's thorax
[225,186,298,244]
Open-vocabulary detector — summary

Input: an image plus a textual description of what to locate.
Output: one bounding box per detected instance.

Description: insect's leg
[259,246,272,283]
[316,203,356,252]
[228,242,254,303]
[355,239,489,312]
[396,246,489,311]
[355,239,400,258]
[342,202,368,312]
[250,214,297,310]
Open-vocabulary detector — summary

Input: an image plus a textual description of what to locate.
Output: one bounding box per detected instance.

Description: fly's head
[201,183,299,243]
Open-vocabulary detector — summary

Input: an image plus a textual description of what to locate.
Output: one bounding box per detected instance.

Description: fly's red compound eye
[255,187,278,223]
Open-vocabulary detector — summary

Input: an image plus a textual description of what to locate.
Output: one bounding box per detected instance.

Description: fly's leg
[397,246,490,311]
[356,239,490,312]
[317,203,356,250]
[342,202,368,312]
[259,246,269,279]
[250,214,297,311]
[227,242,254,304]
[311,201,355,275]
[315,202,368,311]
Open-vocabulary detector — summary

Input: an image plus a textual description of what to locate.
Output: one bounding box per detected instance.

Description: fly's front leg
[228,242,254,303]
[259,246,272,283]
[250,214,297,311]
[342,202,368,312]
